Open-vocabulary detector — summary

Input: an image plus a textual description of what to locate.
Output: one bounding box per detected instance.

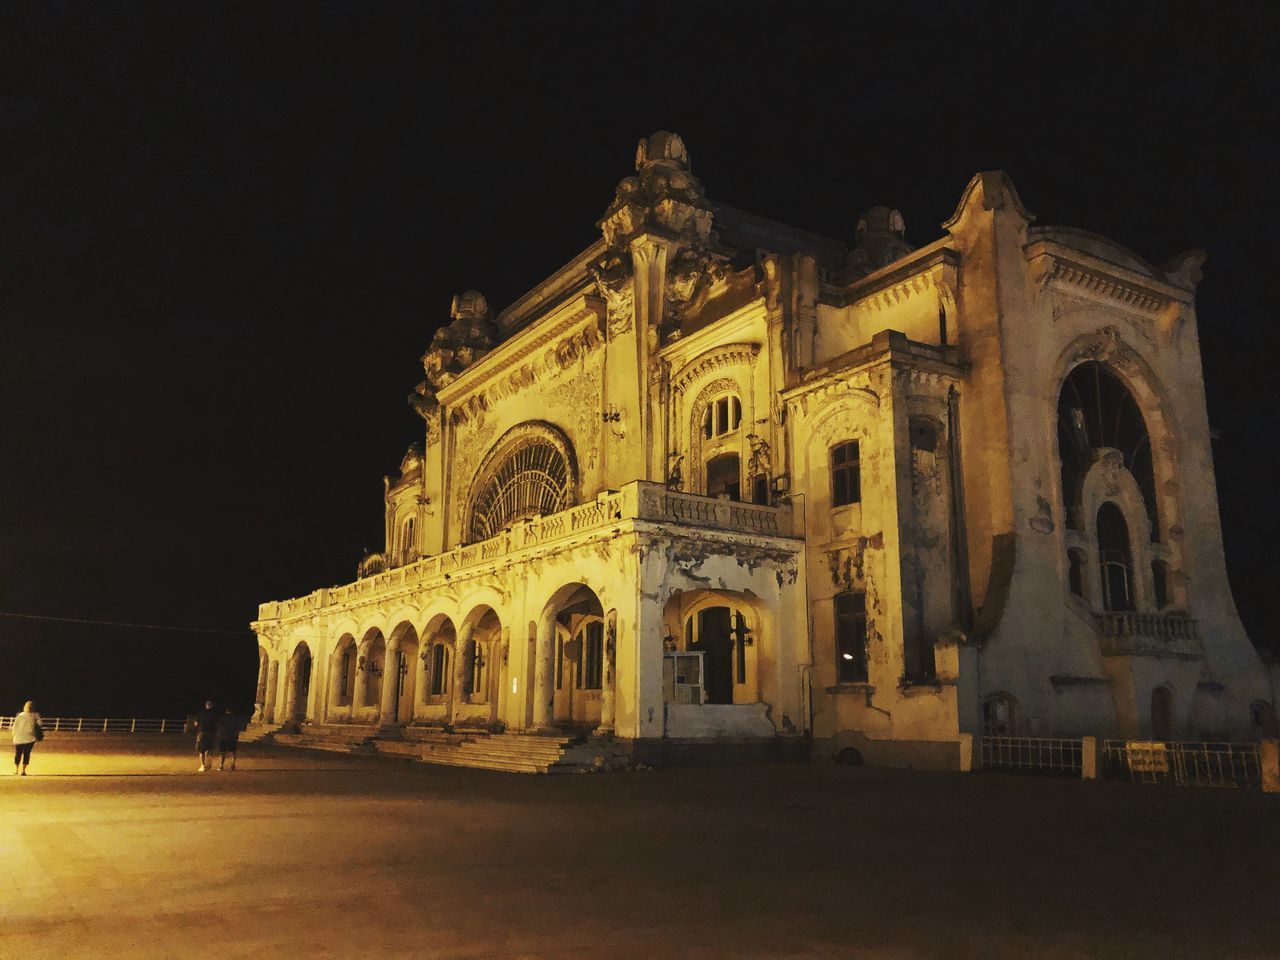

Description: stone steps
[274,724,627,774]
[238,723,283,744]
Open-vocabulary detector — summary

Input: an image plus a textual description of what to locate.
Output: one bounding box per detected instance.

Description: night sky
[2,1,1277,717]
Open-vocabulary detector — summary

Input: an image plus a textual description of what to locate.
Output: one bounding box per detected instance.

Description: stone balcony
[257,481,800,622]
[1093,611,1203,659]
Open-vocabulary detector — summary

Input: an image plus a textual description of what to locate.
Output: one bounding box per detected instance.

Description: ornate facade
[252,133,1276,768]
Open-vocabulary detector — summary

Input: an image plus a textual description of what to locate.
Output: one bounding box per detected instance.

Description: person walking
[216,706,240,771]
[194,699,218,772]
[11,701,43,776]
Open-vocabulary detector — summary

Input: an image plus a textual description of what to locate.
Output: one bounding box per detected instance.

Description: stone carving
[666,452,684,491]
[410,290,498,438]
[1163,249,1207,290]
[589,252,635,337]
[600,132,713,250]
[746,434,771,479]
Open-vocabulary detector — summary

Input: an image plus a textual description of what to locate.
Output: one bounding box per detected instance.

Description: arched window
[706,453,741,500]
[703,395,741,438]
[983,694,1017,736]
[577,621,603,690]
[339,645,356,705]
[1067,549,1086,599]
[1097,502,1135,612]
[399,517,416,566]
[468,424,576,543]
[831,440,861,507]
[466,639,484,700]
[1058,362,1158,540]
[429,644,448,696]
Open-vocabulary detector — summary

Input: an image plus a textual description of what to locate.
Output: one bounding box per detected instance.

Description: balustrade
[256,481,798,621]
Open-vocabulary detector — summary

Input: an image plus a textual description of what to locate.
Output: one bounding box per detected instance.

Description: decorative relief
[671,343,759,397]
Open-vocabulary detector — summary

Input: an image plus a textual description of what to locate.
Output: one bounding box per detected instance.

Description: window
[1058,362,1158,539]
[468,427,574,542]
[430,644,448,696]
[578,621,603,690]
[831,441,861,507]
[706,453,741,500]
[703,395,741,438]
[401,517,416,565]
[834,591,868,682]
[1067,549,1086,599]
[751,473,769,506]
[339,645,356,705]
[1151,560,1169,609]
[1097,502,1135,612]
[983,694,1016,736]
[733,611,748,685]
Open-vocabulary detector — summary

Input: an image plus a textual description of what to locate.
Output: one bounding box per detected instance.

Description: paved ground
[0,736,1276,960]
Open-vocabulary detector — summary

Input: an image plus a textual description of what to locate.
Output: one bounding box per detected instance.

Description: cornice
[670,341,761,396]
[782,332,961,405]
[1025,240,1191,317]
[435,292,605,409]
[825,239,958,311]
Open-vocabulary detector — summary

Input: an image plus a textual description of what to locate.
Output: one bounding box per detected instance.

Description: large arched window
[1097,502,1135,612]
[1058,362,1158,540]
[467,423,577,543]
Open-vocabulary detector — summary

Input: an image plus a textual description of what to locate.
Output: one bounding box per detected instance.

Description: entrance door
[693,608,734,704]
[395,650,416,724]
[553,630,576,724]
[291,649,312,722]
[1150,687,1173,740]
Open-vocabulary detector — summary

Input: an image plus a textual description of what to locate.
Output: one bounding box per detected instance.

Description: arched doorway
[456,606,503,728]
[535,582,610,731]
[1151,686,1174,741]
[385,622,419,726]
[287,643,313,724]
[328,634,357,719]
[666,592,759,706]
[419,616,456,724]
[355,628,385,716]
[550,587,604,727]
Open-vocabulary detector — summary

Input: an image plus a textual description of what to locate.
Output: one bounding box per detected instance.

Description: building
[252,132,1277,769]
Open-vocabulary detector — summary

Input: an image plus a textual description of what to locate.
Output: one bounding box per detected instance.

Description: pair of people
[11,701,42,776]
[194,700,241,771]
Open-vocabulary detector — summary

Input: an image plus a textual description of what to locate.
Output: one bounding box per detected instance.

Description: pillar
[1262,739,1279,794]
[597,611,617,735]
[379,639,401,726]
[532,608,556,730]
[450,623,474,723]
[353,644,368,711]
[328,650,345,721]
[265,661,279,723]
[1081,736,1099,780]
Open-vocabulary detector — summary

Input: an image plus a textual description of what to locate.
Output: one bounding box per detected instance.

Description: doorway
[1151,686,1174,741]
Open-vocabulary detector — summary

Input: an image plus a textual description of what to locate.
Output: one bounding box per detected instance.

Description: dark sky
[2,1,1277,715]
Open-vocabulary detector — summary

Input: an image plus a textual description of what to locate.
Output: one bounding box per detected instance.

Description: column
[379,639,401,726]
[597,611,617,735]
[450,623,474,723]
[265,661,279,723]
[532,608,556,730]
[353,644,368,711]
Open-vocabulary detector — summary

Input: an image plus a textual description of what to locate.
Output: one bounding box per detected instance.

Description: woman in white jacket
[11,701,42,776]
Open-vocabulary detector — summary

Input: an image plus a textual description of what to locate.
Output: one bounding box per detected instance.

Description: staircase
[238,723,283,744]
[274,723,379,755]
[274,722,629,773]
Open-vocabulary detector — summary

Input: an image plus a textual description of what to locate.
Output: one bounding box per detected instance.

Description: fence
[0,717,188,734]
[1102,740,1261,789]
[980,736,1084,776]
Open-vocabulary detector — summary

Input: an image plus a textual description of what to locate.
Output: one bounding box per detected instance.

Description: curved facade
[252,134,1274,767]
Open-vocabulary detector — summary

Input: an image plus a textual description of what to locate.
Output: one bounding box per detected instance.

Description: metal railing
[1102,740,1261,789]
[0,717,188,734]
[980,736,1084,776]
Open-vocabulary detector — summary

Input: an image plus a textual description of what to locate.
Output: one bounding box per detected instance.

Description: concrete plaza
[0,736,1276,959]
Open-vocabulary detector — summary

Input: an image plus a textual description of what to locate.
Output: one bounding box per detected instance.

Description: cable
[0,611,250,636]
